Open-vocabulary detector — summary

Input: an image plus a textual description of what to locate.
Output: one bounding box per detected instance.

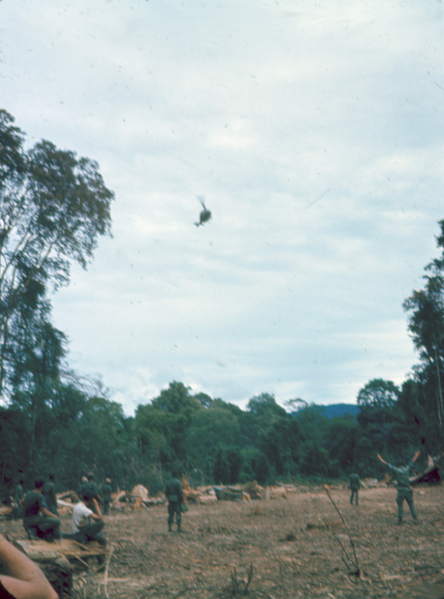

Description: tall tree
[135,382,201,471]
[0,109,114,399]
[404,219,444,441]
[356,379,404,457]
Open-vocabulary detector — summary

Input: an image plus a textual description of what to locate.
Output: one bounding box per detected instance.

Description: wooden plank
[14,540,62,562]
[14,538,107,564]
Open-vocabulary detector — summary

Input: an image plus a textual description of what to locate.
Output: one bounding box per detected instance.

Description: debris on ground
[3,485,444,598]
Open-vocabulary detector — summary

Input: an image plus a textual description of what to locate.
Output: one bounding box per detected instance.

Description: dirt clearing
[5,485,444,598]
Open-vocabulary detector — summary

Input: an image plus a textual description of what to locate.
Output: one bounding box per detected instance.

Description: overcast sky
[1,0,444,415]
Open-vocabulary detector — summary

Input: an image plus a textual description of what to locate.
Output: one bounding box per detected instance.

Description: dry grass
[5,484,444,598]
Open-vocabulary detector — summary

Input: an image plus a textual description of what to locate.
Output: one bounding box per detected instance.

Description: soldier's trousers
[74,521,106,546]
[396,487,417,521]
[25,516,61,540]
[168,501,181,530]
[350,489,359,505]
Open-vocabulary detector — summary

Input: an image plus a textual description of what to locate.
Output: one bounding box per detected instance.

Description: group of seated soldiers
[17,472,112,547]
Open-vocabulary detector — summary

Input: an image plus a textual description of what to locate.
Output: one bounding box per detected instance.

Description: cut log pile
[242,481,264,499]
[265,485,288,500]
[53,479,299,516]
[213,485,250,502]
[131,484,149,502]
[184,485,218,504]
[131,485,164,507]
[182,480,292,503]
[410,453,443,485]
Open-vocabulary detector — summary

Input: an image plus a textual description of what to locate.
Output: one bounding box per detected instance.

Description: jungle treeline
[1,109,444,494]
[0,375,439,495]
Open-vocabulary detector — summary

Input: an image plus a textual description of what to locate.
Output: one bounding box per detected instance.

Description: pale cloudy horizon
[1,0,443,415]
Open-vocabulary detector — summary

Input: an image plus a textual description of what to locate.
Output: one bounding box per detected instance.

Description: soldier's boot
[395,519,403,525]
[177,513,183,532]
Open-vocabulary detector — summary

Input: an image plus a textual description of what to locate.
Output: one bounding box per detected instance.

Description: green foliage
[135,382,202,470]
[186,408,240,478]
[213,445,243,485]
[0,109,114,399]
[357,379,400,409]
[239,446,270,484]
[403,218,444,448]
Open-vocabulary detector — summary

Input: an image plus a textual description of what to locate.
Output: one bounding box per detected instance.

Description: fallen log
[265,486,288,500]
[198,494,218,505]
[110,490,127,508]
[57,500,75,510]
[142,496,164,507]
[242,481,264,500]
[183,488,203,503]
[410,454,443,485]
[0,506,13,520]
[213,486,247,502]
[57,491,77,503]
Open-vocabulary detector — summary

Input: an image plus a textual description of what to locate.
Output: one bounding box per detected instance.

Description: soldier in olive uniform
[22,477,61,541]
[349,472,360,505]
[11,480,25,519]
[77,476,88,498]
[85,473,101,501]
[165,470,184,532]
[377,450,420,525]
[44,474,58,516]
[101,479,112,515]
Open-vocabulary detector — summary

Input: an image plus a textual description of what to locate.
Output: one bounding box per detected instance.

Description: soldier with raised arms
[377,450,421,525]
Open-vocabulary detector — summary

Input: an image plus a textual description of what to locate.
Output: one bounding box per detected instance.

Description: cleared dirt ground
[5,484,444,598]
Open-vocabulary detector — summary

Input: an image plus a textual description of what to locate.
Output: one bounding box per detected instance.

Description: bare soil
[5,485,444,598]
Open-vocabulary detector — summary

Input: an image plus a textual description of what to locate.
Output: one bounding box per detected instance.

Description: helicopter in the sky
[194,195,212,227]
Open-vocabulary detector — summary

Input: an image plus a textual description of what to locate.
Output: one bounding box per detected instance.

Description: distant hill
[321,403,360,419]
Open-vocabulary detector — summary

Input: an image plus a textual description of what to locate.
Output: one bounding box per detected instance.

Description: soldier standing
[85,473,101,501]
[165,470,184,532]
[377,450,420,525]
[77,476,88,499]
[101,479,112,515]
[349,472,360,505]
